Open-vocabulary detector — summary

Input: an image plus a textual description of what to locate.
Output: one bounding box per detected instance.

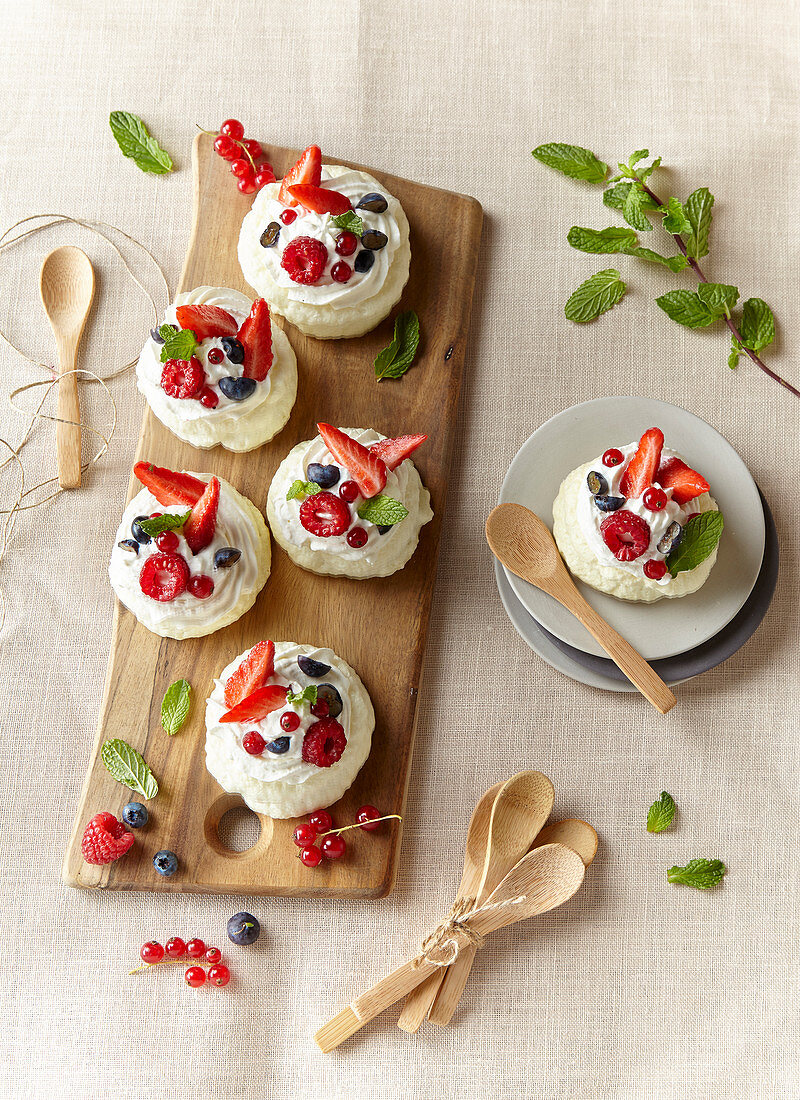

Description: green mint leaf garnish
[728,338,742,370]
[684,187,714,259]
[697,283,739,318]
[161,679,192,735]
[285,685,318,707]
[622,183,653,231]
[532,143,609,183]
[627,149,649,169]
[667,511,724,576]
[564,269,626,323]
[158,323,178,342]
[374,310,420,381]
[660,197,692,236]
[137,511,191,538]
[567,226,638,254]
[624,246,688,272]
[330,211,364,235]
[739,298,775,352]
[100,738,159,800]
[667,858,727,890]
[286,480,321,502]
[109,111,173,175]
[160,328,198,364]
[357,494,409,526]
[638,156,662,182]
[647,791,677,833]
[655,290,717,329]
[602,182,658,211]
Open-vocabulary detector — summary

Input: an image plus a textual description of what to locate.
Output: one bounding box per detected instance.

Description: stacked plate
[494,397,778,690]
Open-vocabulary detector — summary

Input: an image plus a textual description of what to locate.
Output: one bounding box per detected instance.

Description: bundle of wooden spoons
[314,772,597,1051]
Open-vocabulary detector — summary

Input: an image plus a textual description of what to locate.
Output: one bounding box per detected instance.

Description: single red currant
[220,119,245,141]
[185,965,206,987]
[205,947,222,965]
[208,963,231,987]
[300,845,322,867]
[346,527,368,548]
[230,158,251,179]
[309,809,333,833]
[140,940,165,964]
[643,487,668,511]
[335,231,358,257]
[320,834,346,860]
[643,559,668,580]
[188,575,214,599]
[254,167,276,189]
[156,531,179,553]
[165,936,186,959]
[243,731,266,756]
[602,448,625,467]
[280,711,301,733]
[237,175,257,195]
[356,805,382,831]
[293,824,317,848]
[199,386,219,409]
[339,480,359,503]
[207,347,224,365]
[280,208,298,225]
[310,699,330,718]
[331,261,352,283]
[186,938,206,959]
[214,134,239,161]
[242,138,262,159]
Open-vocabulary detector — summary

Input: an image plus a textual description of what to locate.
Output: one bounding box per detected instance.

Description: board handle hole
[216,805,262,852]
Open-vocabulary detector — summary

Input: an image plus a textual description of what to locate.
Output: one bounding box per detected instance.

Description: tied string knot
[414,893,527,969]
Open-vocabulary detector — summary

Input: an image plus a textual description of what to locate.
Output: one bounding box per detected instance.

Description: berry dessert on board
[552,427,722,602]
[136,286,297,451]
[205,641,374,818]
[266,424,432,578]
[238,145,411,339]
[109,462,270,639]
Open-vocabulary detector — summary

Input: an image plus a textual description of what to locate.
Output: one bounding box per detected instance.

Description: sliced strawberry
[174,304,238,342]
[220,684,288,724]
[224,641,276,708]
[278,145,322,207]
[237,298,273,382]
[619,427,664,499]
[317,423,387,498]
[656,457,710,505]
[286,184,351,216]
[134,462,206,506]
[183,476,220,555]
[369,434,428,471]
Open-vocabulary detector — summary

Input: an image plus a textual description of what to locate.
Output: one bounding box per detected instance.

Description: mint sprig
[161,679,191,735]
[374,310,420,381]
[100,739,158,800]
[666,511,723,576]
[667,858,727,890]
[136,511,191,538]
[286,685,318,707]
[330,211,364,236]
[357,494,409,526]
[109,111,173,175]
[286,480,321,502]
[532,143,608,183]
[160,328,198,364]
[158,323,178,342]
[647,791,677,833]
[564,269,626,323]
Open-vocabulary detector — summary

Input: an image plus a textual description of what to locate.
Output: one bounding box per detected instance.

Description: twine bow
[414,893,527,968]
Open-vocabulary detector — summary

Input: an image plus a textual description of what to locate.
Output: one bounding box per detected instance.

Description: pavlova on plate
[552,427,724,602]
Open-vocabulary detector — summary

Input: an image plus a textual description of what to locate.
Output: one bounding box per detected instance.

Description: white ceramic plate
[499,397,765,661]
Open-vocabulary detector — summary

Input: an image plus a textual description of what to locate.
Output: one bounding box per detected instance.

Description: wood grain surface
[63,133,483,897]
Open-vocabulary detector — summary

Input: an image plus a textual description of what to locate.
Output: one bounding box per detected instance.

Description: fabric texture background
[0,1,797,1097]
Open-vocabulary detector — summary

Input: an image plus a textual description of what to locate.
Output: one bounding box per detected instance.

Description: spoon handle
[56,335,81,489]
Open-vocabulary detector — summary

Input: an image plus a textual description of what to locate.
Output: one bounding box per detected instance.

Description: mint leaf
[566,226,638,254]
[100,739,158,799]
[109,111,173,175]
[628,149,649,168]
[564,269,626,323]
[697,283,739,317]
[624,246,688,272]
[374,310,420,381]
[622,184,653,231]
[160,328,198,364]
[667,858,727,890]
[660,197,692,236]
[603,182,658,211]
[137,511,190,537]
[285,480,320,502]
[638,156,662,182]
[655,290,717,329]
[161,679,191,735]
[330,211,364,235]
[286,684,318,707]
[667,511,724,576]
[728,338,742,369]
[739,298,775,351]
[158,323,178,342]
[647,791,677,833]
[685,187,714,259]
[357,494,409,526]
[532,143,608,183]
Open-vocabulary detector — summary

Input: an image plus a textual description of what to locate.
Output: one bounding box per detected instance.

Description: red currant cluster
[292,805,398,868]
[136,936,230,988]
[209,119,275,195]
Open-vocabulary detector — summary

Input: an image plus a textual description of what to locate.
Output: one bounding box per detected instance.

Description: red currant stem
[319,814,403,838]
[129,958,202,976]
[233,137,257,173]
[632,174,800,400]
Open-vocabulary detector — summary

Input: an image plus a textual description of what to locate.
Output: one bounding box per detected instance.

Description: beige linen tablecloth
[1,1,798,1097]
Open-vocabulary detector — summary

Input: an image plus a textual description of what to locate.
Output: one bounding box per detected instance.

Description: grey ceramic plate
[499,396,765,661]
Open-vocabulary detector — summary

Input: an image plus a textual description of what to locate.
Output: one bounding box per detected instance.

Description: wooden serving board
[63,134,482,897]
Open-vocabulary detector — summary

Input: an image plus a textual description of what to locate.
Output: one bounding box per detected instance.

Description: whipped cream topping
[244,168,401,309]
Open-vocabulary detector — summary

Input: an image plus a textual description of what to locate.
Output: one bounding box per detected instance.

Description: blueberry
[218,376,257,401]
[214,546,242,570]
[306,463,340,489]
[122,801,148,828]
[356,192,388,213]
[259,222,281,248]
[298,654,332,678]
[220,337,245,365]
[361,229,388,251]
[118,539,139,555]
[151,327,165,344]
[377,525,393,536]
[131,516,152,544]
[594,494,626,512]
[153,850,178,877]
[587,470,609,495]
[227,911,260,946]
[266,736,291,754]
[315,683,343,719]
[657,521,684,555]
[354,250,375,273]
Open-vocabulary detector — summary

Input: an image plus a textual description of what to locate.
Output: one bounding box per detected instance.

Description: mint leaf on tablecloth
[684,187,714,259]
[109,111,173,175]
[160,328,198,363]
[100,739,158,800]
[286,685,318,707]
[739,298,775,351]
[655,290,717,329]
[728,338,742,369]
[667,858,727,889]
[137,511,190,538]
[330,211,364,236]
[374,310,420,381]
[667,511,724,576]
[624,246,688,272]
[603,182,658,211]
[286,480,321,501]
[532,143,609,183]
[161,679,191,735]
[647,791,677,833]
[567,226,638,254]
[697,283,739,317]
[622,183,653,231]
[564,269,626,323]
[357,494,409,525]
[660,197,692,236]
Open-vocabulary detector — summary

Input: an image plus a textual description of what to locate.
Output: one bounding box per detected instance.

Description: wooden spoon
[427,770,555,1026]
[486,503,676,714]
[532,818,598,866]
[39,246,95,488]
[397,781,504,1033]
[314,843,586,1053]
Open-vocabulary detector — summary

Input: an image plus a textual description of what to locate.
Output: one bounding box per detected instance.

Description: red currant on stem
[140,940,165,964]
[220,119,245,141]
[320,834,346,860]
[300,845,322,867]
[208,963,231,987]
[293,823,317,848]
[255,166,276,189]
[205,947,222,965]
[241,138,262,159]
[230,158,251,179]
[185,966,206,988]
[237,174,257,195]
[356,805,382,831]
[165,937,186,959]
[213,134,239,161]
[309,809,333,833]
[186,938,206,959]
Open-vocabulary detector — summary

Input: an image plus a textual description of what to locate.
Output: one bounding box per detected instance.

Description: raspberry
[139,552,190,601]
[301,718,347,768]
[600,510,651,562]
[280,236,328,285]
[299,491,350,538]
[160,356,205,399]
[81,812,135,865]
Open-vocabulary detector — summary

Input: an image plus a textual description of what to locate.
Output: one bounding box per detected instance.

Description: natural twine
[414,893,527,969]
